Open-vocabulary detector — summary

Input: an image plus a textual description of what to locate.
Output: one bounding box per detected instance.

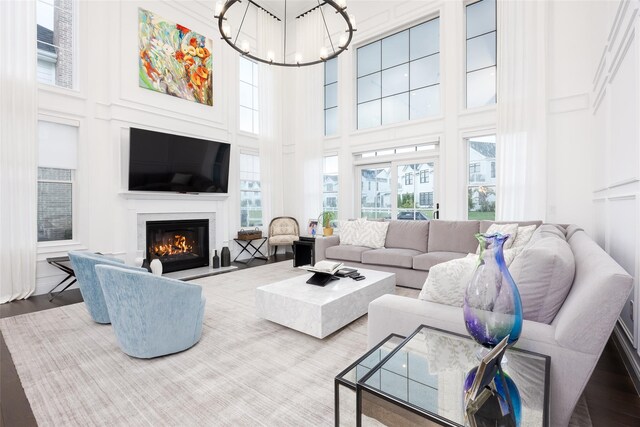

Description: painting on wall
[138,9,213,106]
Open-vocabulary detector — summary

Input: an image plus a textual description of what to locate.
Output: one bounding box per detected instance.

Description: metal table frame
[233,237,268,264]
[46,256,76,302]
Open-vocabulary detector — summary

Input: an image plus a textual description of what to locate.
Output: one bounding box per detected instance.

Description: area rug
[1,261,591,426]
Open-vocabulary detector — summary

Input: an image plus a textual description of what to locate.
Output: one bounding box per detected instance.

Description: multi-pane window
[466,0,497,108]
[357,17,440,129]
[36,0,75,89]
[420,169,429,183]
[467,135,496,220]
[404,173,413,185]
[419,192,433,207]
[324,58,338,136]
[322,155,339,214]
[240,153,262,227]
[37,121,78,242]
[239,57,259,134]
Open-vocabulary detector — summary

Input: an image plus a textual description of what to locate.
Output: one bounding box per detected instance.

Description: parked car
[397,211,429,220]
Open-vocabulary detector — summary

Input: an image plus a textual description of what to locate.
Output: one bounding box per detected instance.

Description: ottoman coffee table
[255,267,396,339]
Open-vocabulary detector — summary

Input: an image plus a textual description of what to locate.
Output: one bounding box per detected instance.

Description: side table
[233,237,268,264]
[293,235,316,267]
[46,256,76,302]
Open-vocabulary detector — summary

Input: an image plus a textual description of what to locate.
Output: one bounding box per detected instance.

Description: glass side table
[356,325,550,427]
[335,334,406,426]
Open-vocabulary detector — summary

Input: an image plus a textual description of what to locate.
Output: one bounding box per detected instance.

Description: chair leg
[274,246,278,256]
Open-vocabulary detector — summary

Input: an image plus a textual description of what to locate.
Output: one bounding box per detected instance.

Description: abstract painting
[138,9,213,106]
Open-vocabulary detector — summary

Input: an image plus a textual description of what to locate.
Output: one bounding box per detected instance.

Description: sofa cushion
[384,220,429,252]
[362,248,422,268]
[530,224,566,243]
[413,252,467,271]
[326,245,371,263]
[339,219,363,245]
[509,233,576,324]
[427,220,480,254]
[511,224,538,248]
[565,224,584,241]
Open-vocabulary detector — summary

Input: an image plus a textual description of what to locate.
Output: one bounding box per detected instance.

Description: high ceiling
[256,0,325,21]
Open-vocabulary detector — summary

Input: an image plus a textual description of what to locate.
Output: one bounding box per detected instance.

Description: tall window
[322,155,339,214]
[240,153,262,227]
[37,0,75,88]
[38,121,78,242]
[467,135,496,220]
[357,17,440,130]
[239,57,259,134]
[324,58,338,136]
[466,0,497,108]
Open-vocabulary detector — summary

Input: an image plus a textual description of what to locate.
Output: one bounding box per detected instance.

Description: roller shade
[38,121,78,169]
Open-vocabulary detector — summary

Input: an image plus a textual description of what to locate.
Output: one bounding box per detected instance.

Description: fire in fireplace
[146,219,209,273]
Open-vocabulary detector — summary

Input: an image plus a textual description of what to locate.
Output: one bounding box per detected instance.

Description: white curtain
[0,0,38,302]
[496,0,547,221]
[294,12,324,225]
[257,12,282,224]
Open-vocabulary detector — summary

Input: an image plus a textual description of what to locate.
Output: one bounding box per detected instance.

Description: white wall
[36,0,274,295]
[588,0,640,377]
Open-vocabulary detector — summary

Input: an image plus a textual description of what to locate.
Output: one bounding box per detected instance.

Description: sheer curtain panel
[0,0,38,302]
[495,0,547,221]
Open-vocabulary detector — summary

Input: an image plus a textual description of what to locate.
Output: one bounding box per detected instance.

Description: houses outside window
[466,0,497,108]
[420,169,429,183]
[37,120,78,242]
[240,153,262,227]
[419,192,433,207]
[322,155,339,215]
[37,0,75,89]
[324,58,338,136]
[467,135,496,220]
[404,173,413,185]
[239,57,259,134]
[356,17,440,129]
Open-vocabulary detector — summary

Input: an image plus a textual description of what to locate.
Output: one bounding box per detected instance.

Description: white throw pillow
[476,223,519,253]
[512,224,537,248]
[355,220,389,249]
[339,220,359,245]
[418,254,478,306]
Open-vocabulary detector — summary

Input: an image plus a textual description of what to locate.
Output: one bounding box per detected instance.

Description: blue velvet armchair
[69,251,145,324]
[94,265,206,359]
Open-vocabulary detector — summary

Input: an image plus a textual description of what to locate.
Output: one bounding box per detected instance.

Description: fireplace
[146,219,209,273]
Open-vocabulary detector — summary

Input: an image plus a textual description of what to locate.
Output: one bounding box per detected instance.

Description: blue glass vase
[463,233,523,349]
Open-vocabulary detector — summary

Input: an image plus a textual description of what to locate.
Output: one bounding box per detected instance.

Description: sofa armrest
[314,235,340,262]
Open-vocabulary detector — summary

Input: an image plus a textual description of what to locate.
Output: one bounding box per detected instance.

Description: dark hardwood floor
[2,253,639,427]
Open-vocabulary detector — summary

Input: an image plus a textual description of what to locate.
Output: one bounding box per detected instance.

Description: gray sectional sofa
[315,219,542,289]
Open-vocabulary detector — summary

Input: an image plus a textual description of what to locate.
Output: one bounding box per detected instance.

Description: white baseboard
[613,323,640,396]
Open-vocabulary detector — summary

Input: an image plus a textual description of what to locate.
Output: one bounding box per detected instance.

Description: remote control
[353,275,366,281]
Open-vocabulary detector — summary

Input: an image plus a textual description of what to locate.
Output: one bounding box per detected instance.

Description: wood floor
[1,254,639,427]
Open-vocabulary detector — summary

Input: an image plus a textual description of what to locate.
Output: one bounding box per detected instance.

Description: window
[419,192,433,207]
[37,121,78,242]
[357,17,440,129]
[404,173,413,185]
[239,57,259,134]
[37,0,74,89]
[467,135,496,220]
[466,0,497,108]
[420,169,429,183]
[322,155,339,215]
[240,153,262,227]
[324,58,338,136]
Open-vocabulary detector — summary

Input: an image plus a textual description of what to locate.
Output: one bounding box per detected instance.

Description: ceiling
[255,0,325,21]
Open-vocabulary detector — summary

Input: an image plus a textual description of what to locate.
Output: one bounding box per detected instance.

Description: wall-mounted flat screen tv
[128,128,230,193]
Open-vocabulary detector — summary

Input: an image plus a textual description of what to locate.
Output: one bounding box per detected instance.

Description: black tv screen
[128,128,230,193]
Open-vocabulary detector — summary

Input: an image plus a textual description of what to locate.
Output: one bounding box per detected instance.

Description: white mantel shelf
[118,191,229,201]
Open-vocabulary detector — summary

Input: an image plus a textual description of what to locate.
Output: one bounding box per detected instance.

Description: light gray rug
[1,261,591,426]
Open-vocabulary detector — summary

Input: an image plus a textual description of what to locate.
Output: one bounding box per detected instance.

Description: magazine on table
[299,260,344,275]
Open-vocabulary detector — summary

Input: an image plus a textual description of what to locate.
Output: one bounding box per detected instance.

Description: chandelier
[214,0,356,67]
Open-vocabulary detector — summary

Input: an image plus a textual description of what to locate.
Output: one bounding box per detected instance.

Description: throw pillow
[418,254,478,306]
[511,224,537,248]
[476,223,519,253]
[509,233,575,324]
[356,220,389,249]
[339,220,359,245]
